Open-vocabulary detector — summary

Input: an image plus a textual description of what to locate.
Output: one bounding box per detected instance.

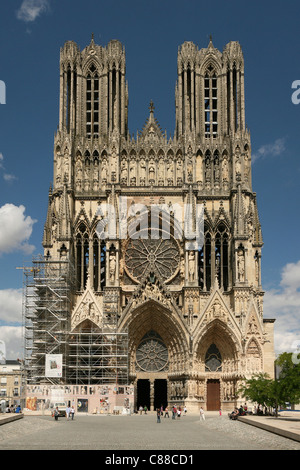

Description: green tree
[239,352,300,417]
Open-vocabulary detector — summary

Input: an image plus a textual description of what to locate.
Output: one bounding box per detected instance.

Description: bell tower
[175,37,245,138]
[58,35,128,139]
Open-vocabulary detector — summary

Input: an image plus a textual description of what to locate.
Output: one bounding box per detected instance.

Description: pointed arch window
[205,344,222,372]
[204,67,218,138]
[215,223,230,291]
[75,223,89,291]
[86,63,99,139]
[198,226,212,291]
[93,233,106,291]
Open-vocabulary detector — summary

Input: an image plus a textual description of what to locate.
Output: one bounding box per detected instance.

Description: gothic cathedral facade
[42,36,275,411]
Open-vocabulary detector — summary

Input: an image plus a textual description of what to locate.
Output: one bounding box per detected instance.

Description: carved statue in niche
[186,147,193,182]
[166,160,174,185]
[205,157,211,186]
[188,251,196,282]
[140,159,146,185]
[129,161,136,185]
[101,159,108,183]
[109,252,116,283]
[176,159,183,185]
[75,155,83,190]
[222,155,229,182]
[110,146,117,175]
[235,147,242,178]
[93,159,99,190]
[120,159,127,184]
[56,151,62,185]
[158,160,164,185]
[237,248,245,282]
[63,148,70,182]
[149,161,155,184]
[214,156,220,183]
[244,149,250,184]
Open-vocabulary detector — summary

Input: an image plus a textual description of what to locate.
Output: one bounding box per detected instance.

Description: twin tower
[58,35,245,140]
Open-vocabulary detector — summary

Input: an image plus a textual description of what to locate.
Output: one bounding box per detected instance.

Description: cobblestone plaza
[1,412,300,451]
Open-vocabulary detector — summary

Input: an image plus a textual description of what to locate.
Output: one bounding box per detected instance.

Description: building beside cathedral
[23,36,275,414]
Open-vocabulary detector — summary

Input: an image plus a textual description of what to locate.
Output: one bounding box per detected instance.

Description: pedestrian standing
[66,405,70,419]
[164,406,169,418]
[199,407,205,421]
[70,406,75,420]
[156,408,161,423]
[54,407,59,421]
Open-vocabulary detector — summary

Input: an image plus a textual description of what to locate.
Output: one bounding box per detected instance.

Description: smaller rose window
[136,331,168,372]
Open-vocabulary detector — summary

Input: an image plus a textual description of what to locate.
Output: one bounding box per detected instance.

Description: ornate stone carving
[125,237,180,283]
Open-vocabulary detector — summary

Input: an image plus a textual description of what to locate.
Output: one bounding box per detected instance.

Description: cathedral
[25,36,275,413]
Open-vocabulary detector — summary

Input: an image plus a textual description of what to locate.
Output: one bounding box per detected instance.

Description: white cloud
[0,326,23,360]
[0,153,17,182]
[0,289,23,324]
[16,0,50,23]
[0,204,36,255]
[264,260,300,355]
[3,173,17,183]
[252,138,286,164]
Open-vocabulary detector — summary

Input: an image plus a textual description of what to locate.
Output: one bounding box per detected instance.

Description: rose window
[125,236,180,283]
[136,331,168,372]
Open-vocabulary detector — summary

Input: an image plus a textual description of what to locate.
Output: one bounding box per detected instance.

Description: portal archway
[119,299,189,410]
[194,320,240,411]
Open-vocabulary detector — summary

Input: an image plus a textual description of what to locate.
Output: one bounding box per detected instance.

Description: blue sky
[0,0,300,358]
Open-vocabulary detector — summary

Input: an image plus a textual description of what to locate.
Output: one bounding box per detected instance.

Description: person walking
[164,406,169,418]
[70,406,75,420]
[66,405,71,419]
[156,408,161,423]
[54,407,59,421]
[199,407,205,421]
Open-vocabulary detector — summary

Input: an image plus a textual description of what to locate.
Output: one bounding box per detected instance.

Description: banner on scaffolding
[45,354,63,377]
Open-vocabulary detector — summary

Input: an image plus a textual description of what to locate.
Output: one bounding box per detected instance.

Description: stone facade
[41,36,275,412]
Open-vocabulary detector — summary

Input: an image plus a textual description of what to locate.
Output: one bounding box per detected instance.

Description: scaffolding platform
[23,256,128,386]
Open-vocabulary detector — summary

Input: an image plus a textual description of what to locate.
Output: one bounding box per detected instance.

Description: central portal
[136,379,168,411]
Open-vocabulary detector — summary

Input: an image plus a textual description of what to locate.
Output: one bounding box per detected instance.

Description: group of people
[229,403,248,420]
[156,405,187,422]
[66,405,75,419]
[5,404,21,413]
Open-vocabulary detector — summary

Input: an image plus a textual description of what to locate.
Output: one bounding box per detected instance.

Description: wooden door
[206,380,220,411]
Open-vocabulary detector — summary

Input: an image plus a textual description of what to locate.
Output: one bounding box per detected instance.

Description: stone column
[150,380,155,411]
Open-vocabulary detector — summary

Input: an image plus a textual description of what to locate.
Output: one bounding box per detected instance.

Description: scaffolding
[68,329,129,385]
[23,256,75,385]
[23,256,129,386]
